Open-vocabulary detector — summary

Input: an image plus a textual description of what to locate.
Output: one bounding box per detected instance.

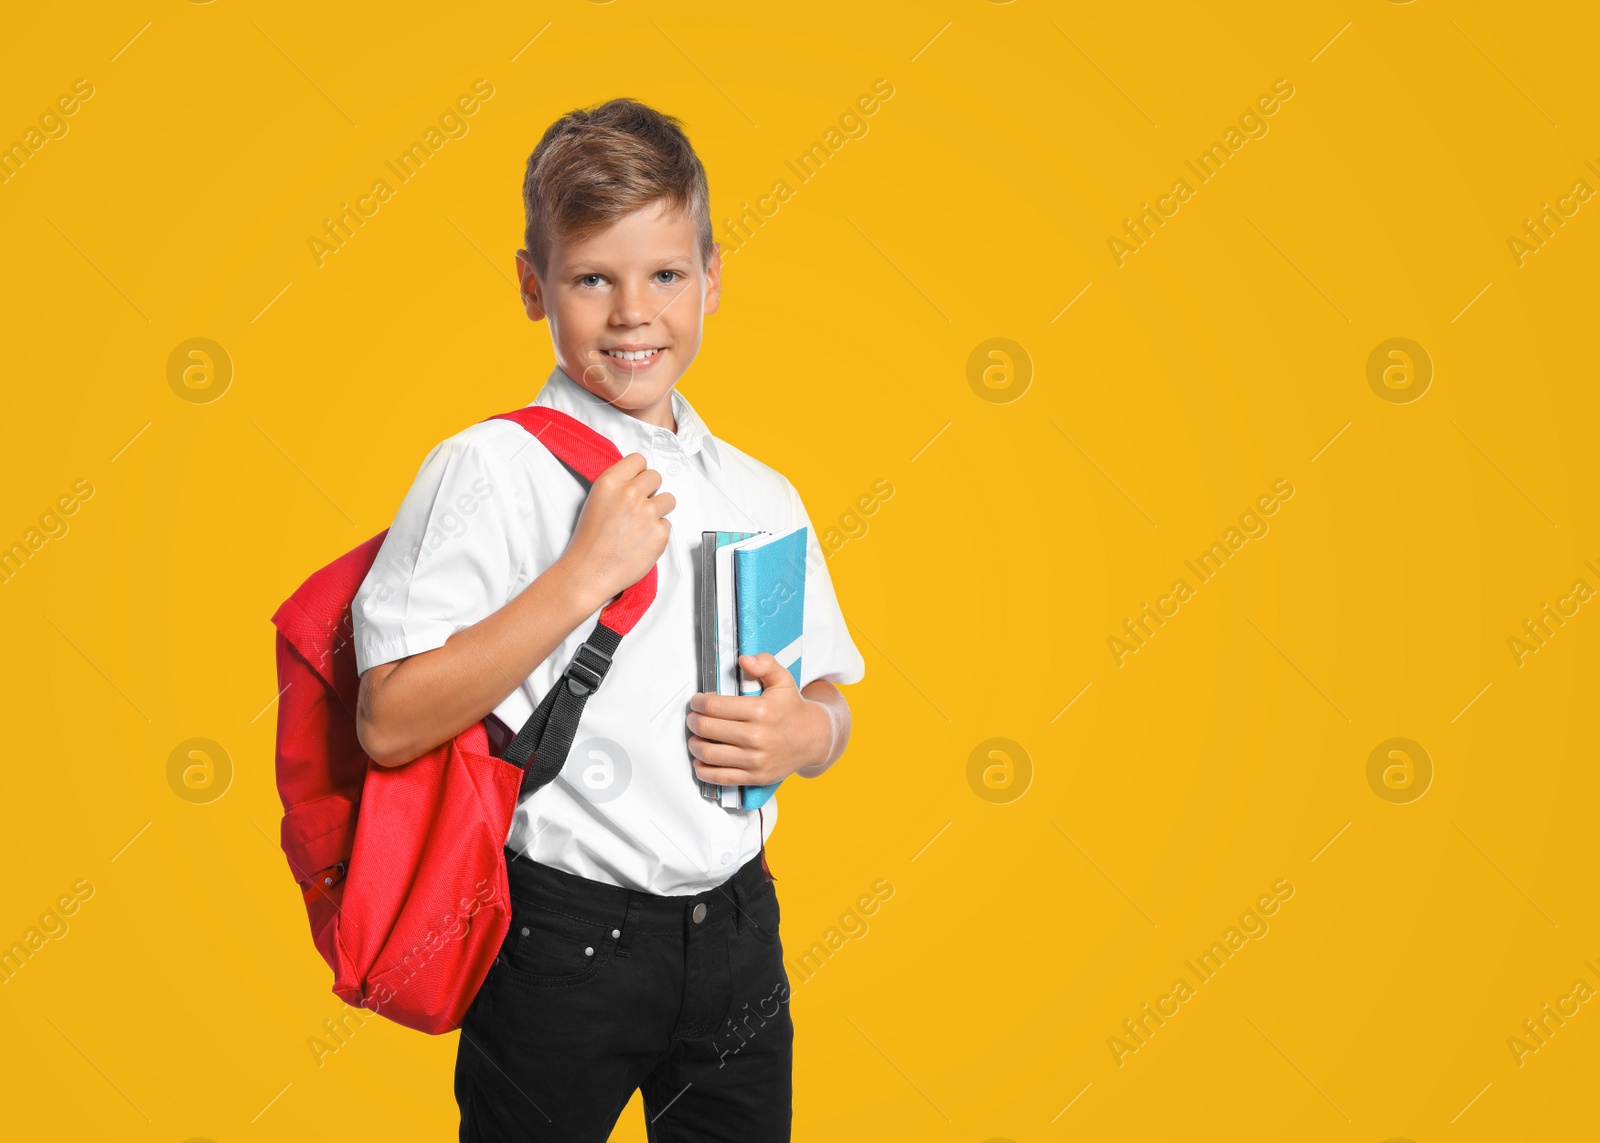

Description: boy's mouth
[600,346,666,371]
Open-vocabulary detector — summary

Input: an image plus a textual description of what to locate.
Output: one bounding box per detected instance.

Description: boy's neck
[619,393,678,435]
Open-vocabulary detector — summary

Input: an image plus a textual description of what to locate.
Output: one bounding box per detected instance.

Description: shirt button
[692,902,707,924]
[520,927,530,937]
[611,929,621,939]
[668,462,681,476]
[720,851,732,866]
[584,946,594,957]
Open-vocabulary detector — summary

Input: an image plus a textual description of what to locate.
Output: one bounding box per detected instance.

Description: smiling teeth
[604,348,661,361]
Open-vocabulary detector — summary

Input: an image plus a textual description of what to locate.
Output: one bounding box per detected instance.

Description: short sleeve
[352,431,526,675]
[785,479,866,687]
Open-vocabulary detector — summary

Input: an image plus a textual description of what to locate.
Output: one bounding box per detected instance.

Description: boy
[350,98,865,1142]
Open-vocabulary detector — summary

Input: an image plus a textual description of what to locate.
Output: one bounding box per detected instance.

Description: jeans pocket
[502,900,617,987]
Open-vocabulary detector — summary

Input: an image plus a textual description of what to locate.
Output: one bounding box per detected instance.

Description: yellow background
[2,0,1597,1139]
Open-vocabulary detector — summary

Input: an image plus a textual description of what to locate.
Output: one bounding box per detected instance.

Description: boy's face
[517,200,721,428]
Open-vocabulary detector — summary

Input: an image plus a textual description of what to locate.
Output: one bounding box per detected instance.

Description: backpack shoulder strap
[490,406,655,635]
[486,405,658,800]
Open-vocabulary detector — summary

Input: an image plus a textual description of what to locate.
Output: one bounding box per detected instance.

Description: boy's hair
[522,97,714,278]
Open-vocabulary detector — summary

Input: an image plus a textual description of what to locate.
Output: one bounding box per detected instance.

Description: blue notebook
[733,526,807,810]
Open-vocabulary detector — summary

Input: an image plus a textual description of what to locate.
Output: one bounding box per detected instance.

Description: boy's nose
[612,282,653,327]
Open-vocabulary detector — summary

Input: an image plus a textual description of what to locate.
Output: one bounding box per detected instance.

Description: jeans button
[692,902,707,924]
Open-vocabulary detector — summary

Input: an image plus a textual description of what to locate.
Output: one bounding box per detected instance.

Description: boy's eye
[578,274,605,288]
[654,270,682,285]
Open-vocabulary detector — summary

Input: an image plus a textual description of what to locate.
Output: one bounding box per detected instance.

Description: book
[697,530,757,805]
[696,526,808,810]
[733,525,808,810]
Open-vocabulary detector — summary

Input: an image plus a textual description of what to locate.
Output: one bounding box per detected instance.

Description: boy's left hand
[687,653,832,786]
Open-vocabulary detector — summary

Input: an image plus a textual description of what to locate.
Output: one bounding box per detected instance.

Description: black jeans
[455,847,793,1142]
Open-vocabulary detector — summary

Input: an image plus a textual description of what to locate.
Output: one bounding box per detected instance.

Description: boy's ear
[515,250,547,322]
[704,242,723,317]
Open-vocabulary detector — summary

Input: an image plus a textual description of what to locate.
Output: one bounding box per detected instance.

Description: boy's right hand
[557,452,676,608]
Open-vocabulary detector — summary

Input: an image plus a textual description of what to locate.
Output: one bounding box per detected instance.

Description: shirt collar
[531,366,722,474]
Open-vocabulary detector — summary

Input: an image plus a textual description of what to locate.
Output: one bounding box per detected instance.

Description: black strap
[504,622,623,801]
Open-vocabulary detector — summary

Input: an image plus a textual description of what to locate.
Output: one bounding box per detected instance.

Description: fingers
[687,736,758,777]
[603,453,648,482]
[626,463,663,498]
[740,653,795,687]
[689,692,765,722]
[623,466,673,516]
[687,711,763,748]
[598,455,676,514]
[692,762,752,785]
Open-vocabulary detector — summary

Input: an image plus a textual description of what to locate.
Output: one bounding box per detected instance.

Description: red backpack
[269,406,655,1034]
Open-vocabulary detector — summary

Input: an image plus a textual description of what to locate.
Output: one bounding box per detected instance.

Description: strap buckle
[564,640,613,696]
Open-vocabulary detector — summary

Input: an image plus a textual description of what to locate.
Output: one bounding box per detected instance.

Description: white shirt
[352,366,865,895]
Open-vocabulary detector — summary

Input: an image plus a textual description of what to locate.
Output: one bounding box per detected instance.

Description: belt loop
[717,866,745,937]
[614,893,640,958]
